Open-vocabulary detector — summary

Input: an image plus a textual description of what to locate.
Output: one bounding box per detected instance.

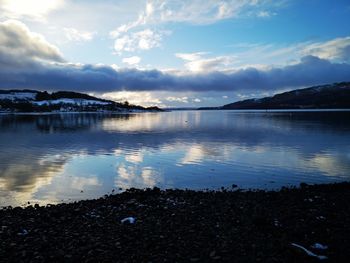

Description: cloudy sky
[0,0,350,107]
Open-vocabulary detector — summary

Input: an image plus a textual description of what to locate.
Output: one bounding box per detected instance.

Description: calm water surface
[1,110,350,206]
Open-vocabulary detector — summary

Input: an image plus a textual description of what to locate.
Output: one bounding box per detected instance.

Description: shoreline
[1,182,350,262]
[0,109,164,115]
[196,108,350,112]
[2,108,350,114]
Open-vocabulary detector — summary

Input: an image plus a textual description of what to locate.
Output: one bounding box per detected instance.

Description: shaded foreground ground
[1,183,350,262]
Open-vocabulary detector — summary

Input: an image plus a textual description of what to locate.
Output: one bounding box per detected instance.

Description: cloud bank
[1,54,349,93]
[0,19,350,95]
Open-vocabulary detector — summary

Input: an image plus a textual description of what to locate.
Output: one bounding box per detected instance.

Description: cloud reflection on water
[0,111,349,206]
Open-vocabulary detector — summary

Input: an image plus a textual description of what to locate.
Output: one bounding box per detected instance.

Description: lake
[1,110,350,207]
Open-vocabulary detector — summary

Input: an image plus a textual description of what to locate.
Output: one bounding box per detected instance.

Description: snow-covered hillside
[33,99,111,106]
[0,91,38,101]
[0,89,162,112]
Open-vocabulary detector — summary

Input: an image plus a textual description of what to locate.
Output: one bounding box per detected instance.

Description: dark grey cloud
[1,55,350,93]
[340,44,350,61]
[0,20,350,93]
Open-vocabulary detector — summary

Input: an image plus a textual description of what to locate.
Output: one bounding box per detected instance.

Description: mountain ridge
[199,82,350,110]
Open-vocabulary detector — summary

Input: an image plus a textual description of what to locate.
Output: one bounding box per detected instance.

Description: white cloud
[226,36,350,69]
[0,0,65,21]
[122,56,141,65]
[300,37,350,62]
[101,91,163,107]
[175,52,208,61]
[166,96,189,103]
[109,0,282,55]
[257,10,275,18]
[187,56,234,72]
[63,27,95,42]
[0,19,64,70]
[111,0,278,33]
[217,2,235,19]
[176,52,235,72]
[109,1,155,38]
[137,29,162,49]
[114,29,165,54]
[101,91,207,107]
[110,63,120,71]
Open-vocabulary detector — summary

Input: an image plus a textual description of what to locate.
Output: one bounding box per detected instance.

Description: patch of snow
[313,87,324,92]
[311,85,333,92]
[33,99,111,106]
[33,101,49,106]
[0,92,37,101]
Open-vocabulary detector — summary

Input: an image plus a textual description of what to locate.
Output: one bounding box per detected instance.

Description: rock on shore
[1,183,350,262]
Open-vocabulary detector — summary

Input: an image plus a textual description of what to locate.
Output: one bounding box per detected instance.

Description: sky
[0,0,350,107]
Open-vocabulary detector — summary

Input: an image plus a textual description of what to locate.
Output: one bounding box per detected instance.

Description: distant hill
[220,82,350,110]
[0,90,162,113]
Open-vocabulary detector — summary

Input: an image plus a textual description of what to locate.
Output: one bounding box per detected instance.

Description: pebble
[0,183,349,262]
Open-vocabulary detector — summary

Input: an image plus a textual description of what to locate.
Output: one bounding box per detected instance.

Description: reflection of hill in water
[0,113,137,132]
[267,111,350,132]
[1,111,350,155]
[1,111,349,134]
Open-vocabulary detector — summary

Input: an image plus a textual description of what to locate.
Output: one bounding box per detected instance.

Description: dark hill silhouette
[221,82,350,110]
